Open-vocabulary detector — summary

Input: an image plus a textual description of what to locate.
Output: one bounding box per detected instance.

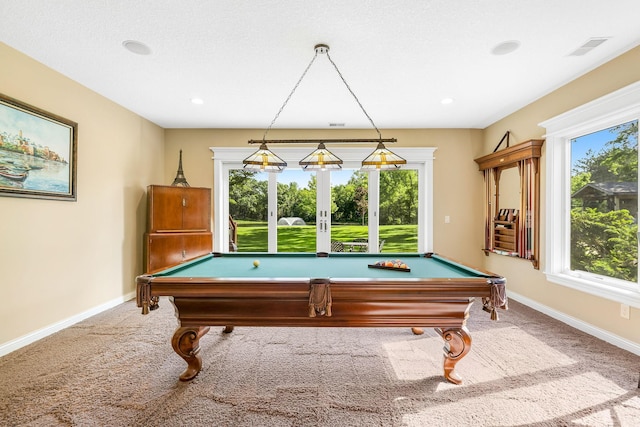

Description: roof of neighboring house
[572,182,638,199]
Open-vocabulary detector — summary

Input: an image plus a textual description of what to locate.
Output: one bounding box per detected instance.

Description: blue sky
[571,121,637,170]
[571,129,611,168]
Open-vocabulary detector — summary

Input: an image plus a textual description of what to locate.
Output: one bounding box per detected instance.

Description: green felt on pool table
[153,252,494,280]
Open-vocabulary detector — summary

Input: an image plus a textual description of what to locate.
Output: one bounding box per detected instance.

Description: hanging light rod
[243,43,405,172]
[248,138,397,145]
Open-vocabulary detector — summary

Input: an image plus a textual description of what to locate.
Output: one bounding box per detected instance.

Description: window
[211,146,435,254]
[540,81,640,306]
[378,169,419,252]
[570,122,638,282]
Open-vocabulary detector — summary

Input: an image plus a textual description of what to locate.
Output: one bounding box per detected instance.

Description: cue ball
[253,260,260,267]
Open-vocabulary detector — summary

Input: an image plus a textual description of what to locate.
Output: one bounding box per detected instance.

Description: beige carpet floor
[1,298,639,426]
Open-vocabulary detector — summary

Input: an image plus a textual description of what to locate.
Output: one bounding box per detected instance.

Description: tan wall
[0,43,165,346]
[482,45,640,345]
[164,128,486,266]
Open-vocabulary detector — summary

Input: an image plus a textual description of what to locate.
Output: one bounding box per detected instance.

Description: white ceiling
[2,1,640,131]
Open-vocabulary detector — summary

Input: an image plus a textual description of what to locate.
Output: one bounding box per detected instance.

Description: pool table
[136,252,507,384]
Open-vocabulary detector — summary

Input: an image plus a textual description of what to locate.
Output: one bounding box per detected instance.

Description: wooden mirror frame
[474,139,544,269]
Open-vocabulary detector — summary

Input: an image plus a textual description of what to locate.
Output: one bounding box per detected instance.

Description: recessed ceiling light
[441,98,454,105]
[191,98,204,105]
[122,40,152,55]
[491,40,521,56]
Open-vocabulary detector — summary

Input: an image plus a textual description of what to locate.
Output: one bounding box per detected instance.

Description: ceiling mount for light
[243,43,405,172]
[314,43,329,54]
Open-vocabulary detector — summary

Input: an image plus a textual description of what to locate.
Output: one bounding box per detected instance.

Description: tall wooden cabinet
[144,185,213,273]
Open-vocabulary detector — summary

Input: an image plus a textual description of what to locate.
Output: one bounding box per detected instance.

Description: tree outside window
[570,120,638,282]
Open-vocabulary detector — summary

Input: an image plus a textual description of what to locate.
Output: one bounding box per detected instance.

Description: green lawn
[235,222,417,252]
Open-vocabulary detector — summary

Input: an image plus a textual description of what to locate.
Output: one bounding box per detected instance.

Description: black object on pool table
[368,260,411,272]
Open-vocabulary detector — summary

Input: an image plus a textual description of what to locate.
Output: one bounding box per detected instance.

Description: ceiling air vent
[329,123,345,127]
[569,37,610,56]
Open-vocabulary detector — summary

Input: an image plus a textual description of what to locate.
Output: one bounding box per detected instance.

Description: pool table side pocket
[309,279,332,317]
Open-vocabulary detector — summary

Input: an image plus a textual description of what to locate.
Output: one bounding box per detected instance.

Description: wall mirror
[474,139,544,269]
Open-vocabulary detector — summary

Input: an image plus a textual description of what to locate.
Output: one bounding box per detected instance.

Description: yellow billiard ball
[253,260,260,267]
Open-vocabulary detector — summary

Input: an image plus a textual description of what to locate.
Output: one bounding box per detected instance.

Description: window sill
[545,271,640,308]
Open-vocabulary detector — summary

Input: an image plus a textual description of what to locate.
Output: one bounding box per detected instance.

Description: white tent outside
[278,217,306,226]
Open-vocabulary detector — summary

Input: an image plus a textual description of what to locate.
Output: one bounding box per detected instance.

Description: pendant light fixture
[243,44,405,171]
[299,142,343,171]
[361,142,407,170]
[242,142,287,173]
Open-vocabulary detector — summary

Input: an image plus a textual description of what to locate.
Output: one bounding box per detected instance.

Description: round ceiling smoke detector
[491,40,521,56]
[122,40,152,55]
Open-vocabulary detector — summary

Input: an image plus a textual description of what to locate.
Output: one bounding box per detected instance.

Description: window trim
[210,146,436,254]
[540,80,640,307]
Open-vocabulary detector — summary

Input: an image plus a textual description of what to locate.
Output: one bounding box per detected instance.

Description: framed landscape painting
[0,93,77,201]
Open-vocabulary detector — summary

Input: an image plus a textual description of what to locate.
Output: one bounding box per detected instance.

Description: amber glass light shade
[242,143,287,172]
[299,143,343,171]
[361,142,407,170]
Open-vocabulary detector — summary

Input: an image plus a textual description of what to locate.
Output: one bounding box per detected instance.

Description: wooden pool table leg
[171,326,211,381]
[435,326,472,385]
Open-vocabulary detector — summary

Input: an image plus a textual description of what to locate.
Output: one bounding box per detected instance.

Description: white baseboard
[508,291,640,356]
[0,292,136,358]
